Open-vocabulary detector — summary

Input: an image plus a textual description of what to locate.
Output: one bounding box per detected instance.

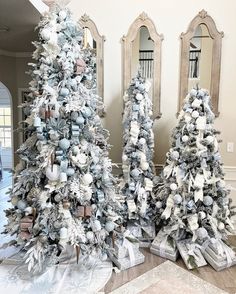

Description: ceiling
[0,0,41,52]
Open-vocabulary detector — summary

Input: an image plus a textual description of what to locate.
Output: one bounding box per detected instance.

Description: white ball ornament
[59,138,70,150]
[11,196,19,206]
[76,116,85,124]
[105,221,115,232]
[182,135,189,142]
[171,150,180,160]
[100,253,108,261]
[41,28,51,41]
[82,173,93,185]
[218,222,225,230]
[191,98,202,108]
[139,138,146,145]
[156,201,162,209]
[66,168,75,176]
[17,200,27,211]
[192,110,199,118]
[203,196,213,206]
[217,180,226,188]
[198,211,206,220]
[92,220,102,232]
[72,145,79,155]
[86,231,95,242]
[196,227,208,239]
[174,194,182,204]
[46,164,60,181]
[170,183,178,191]
[206,135,214,144]
[58,10,67,21]
[140,161,149,171]
[136,93,143,100]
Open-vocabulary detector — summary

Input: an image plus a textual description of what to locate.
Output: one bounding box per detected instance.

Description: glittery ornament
[203,196,213,206]
[170,183,178,191]
[174,194,182,204]
[105,221,115,232]
[59,138,70,150]
[82,173,93,185]
[196,227,208,239]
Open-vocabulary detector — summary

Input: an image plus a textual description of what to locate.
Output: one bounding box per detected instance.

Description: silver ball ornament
[203,196,213,206]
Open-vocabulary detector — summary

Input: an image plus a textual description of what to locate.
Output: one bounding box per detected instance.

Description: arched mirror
[122,12,163,119]
[179,10,223,116]
[79,14,105,114]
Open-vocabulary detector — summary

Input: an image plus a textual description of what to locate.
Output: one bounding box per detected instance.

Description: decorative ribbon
[186,243,202,260]
[123,238,136,266]
[161,195,174,220]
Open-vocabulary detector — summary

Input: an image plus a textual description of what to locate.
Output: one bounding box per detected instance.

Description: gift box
[177,239,207,270]
[109,248,145,270]
[127,221,155,242]
[150,230,178,261]
[150,246,178,262]
[114,238,139,259]
[201,239,236,271]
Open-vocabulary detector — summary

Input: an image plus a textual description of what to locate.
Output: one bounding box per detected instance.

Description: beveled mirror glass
[179,10,224,116]
[122,12,163,119]
[79,14,105,113]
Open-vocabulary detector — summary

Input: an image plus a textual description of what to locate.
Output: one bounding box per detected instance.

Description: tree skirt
[0,249,112,294]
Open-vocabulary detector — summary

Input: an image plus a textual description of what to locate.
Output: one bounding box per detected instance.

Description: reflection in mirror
[122,12,163,119]
[79,14,105,112]
[188,24,213,92]
[179,10,224,116]
[131,26,154,99]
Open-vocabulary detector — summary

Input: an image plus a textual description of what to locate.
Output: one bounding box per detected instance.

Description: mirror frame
[122,12,163,119]
[79,14,105,114]
[179,9,224,116]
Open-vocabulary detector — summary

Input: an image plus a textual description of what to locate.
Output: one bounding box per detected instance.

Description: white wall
[69,0,236,167]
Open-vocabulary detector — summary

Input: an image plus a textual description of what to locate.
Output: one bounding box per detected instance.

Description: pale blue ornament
[66,167,75,176]
[59,138,70,150]
[17,200,27,211]
[76,116,85,124]
[60,87,69,97]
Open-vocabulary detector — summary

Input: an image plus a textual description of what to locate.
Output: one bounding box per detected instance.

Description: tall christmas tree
[154,88,235,244]
[3,5,123,273]
[120,73,156,243]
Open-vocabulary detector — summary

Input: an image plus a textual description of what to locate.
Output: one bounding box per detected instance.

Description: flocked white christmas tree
[3,4,124,273]
[154,88,236,245]
[120,73,156,242]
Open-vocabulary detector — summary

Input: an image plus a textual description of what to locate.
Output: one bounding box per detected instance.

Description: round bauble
[46,164,60,181]
[156,201,162,209]
[59,138,70,150]
[140,161,149,171]
[72,145,79,155]
[196,227,208,239]
[40,28,51,41]
[192,110,199,118]
[58,10,67,21]
[218,222,225,230]
[54,220,61,229]
[100,253,108,261]
[82,173,93,185]
[60,87,69,97]
[198,211,206,220]
[171,151,180,160]
[138,84,145,91]
[136,93,143,100]
[170,183,178,191]
[203,196,213,206]
[139,138,146,145]
[54,194,61,202]
[17,200,27,211]
[105,221,115,232]
[174,194,182,204]
[82,107,92,118]
[38,235,48,243]
[182,135,189,142]
[66,168,75,177]
[76,116,85,124]
[92,220,102,232]
[132,104,140,112]
[191,98,202,108]
[11,196,19,206]
[71,111,79,121]
[86,231,95,242]
[217,180,226,188]
[131,168,140,178]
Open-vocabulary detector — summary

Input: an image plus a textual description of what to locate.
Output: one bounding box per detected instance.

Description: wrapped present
[151,230,177,253]
[177,239,207,270]
[109,248,145,271]
[150,246,178,262]
[127,221,155,242]
[113,230,139,259]
[201,238,236,271]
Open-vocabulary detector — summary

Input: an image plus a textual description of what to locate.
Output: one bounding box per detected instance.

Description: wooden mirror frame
[122,12,164,119]
[179,9,224,116]
[79,14,105,114]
